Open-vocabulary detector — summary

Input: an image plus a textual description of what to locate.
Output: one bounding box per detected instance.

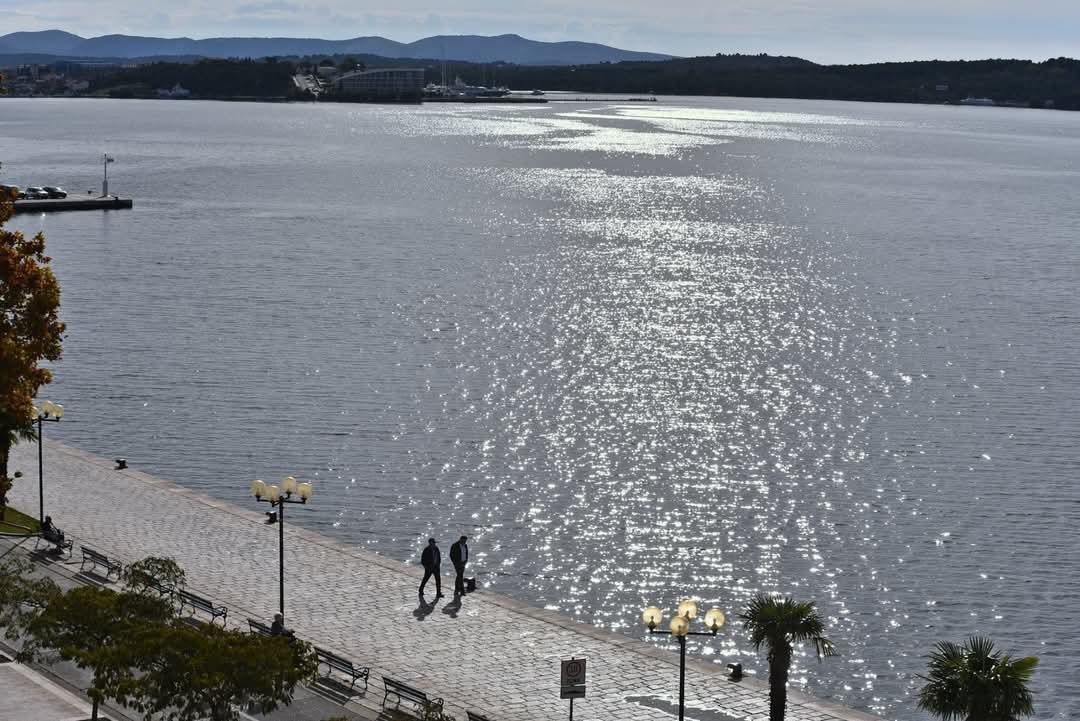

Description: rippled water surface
[4,97,1079,719]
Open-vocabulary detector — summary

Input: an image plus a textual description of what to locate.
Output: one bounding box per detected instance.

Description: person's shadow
[442,594,462,619]
[413,595,436,621]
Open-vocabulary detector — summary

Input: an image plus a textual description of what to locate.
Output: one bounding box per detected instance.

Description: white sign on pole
[560,657,587,698]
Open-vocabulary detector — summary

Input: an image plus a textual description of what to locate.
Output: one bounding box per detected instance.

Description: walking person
[450,535,469,596]
[418,537,443,598]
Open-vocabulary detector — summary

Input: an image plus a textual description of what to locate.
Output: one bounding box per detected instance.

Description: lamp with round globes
[704,608,726,632]
[642,606,664,630]
[641,597,727,721]
[677,599,699,620]
[246,474,314,625]
[281,475,297,495]
[34,399,66,526]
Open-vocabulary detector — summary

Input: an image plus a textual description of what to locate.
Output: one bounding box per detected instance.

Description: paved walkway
[0,536,375,721]
[0,660,92,721]
[9,441,884,721]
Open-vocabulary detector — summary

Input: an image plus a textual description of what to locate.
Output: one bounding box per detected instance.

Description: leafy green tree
[418,706,458,721]
[114,622,318,721]
[0,555,59,633]
[338,57,363,73]
[121,556,186,596]
[739,594,837,721]
[18,585,174,720]
[918,636,1038,721]
[0,196,65,520]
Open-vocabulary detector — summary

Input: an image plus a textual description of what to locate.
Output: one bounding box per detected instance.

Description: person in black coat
[450,535,469,596]
[418,537,443,598]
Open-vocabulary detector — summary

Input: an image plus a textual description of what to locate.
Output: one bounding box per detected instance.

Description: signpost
[560,657,586,720]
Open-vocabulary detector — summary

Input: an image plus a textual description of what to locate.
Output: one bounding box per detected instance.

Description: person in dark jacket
[42,515,66,553]
[418,537,443,598]
[270,612,294,638]
[450,535,469,596]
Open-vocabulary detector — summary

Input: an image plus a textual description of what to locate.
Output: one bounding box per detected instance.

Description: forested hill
[9,52,1080,110]
[478,55,1080,109]
[0,30,671,65]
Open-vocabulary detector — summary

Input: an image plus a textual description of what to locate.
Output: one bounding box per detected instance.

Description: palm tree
[739,593,837,721]
[918,636,1038,721]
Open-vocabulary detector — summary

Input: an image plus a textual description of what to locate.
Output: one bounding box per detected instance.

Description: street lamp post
[33,401,64,526]
[102,154,114,197]
[249,476,313,623]
[641,600,726,721]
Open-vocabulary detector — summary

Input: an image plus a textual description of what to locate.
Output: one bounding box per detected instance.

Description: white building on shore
[334,68,424,99]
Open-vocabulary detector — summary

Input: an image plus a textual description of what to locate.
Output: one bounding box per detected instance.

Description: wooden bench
[382,676,442,713]
[248,618,274,636]
[80,547,123,578]
[35,533,73,558]
[467,711,495,721]
[315,646,369,692]
[145,576,177,598]
[176,589,228,625]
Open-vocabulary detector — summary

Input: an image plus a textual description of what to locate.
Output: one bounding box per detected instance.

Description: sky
[3,0,1080,64]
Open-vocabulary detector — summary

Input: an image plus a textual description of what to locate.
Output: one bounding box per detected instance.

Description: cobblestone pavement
[9,441,884,721]
[0,661,91,721]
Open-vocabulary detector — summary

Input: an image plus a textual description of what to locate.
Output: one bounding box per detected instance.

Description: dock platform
[12,195,133,214]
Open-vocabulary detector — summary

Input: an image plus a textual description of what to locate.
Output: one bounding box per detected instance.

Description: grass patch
[0,506,40,535]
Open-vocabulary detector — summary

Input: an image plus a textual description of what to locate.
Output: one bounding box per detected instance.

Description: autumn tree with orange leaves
[0,188,65,519]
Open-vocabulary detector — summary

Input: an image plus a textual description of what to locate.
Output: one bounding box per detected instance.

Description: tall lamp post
[641,600,726,721]
[249,476,313,622]
[33,401,64,526]
[102,154,114,197]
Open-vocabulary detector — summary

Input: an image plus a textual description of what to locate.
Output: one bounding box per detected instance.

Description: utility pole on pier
[102,154,114,197]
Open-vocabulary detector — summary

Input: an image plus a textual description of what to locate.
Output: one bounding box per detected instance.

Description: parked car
[23,187,49,199]
[42,186,67,199]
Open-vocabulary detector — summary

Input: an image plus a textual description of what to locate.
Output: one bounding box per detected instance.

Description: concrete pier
[8,440,886,721]
[12,195,133,214]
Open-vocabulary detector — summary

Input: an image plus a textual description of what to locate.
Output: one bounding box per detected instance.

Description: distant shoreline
[4,52,1078,111]
[0,93,1069,112]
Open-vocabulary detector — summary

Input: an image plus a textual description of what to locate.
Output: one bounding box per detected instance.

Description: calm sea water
[3,96,1079,719]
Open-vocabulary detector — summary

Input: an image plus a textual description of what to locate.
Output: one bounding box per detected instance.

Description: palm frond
[918,636,1038,721]
[739,593,836,658]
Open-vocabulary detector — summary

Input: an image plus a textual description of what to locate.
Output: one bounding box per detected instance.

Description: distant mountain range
[0,30,673,65]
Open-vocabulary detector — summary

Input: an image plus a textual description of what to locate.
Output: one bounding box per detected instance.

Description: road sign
[561,657,586,699]
[561,658,587,687]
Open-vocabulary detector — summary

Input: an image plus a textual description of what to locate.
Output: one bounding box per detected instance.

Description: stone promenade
[9,441,885,721]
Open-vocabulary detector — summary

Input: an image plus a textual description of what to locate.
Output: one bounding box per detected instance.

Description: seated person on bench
[42,515,67,551]
[270,613,295,639]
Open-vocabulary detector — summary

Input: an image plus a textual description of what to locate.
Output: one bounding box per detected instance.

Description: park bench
[145,576,177,598]
[175,589,228,625]
[315,646,369,692]
[382,676,442,714]
[467,711,495,721]
[35,532,73,558]
[248,618,274,636]
[79,547,123,579]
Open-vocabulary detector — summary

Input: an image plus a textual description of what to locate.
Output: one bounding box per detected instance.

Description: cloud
[234,1,304,14]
